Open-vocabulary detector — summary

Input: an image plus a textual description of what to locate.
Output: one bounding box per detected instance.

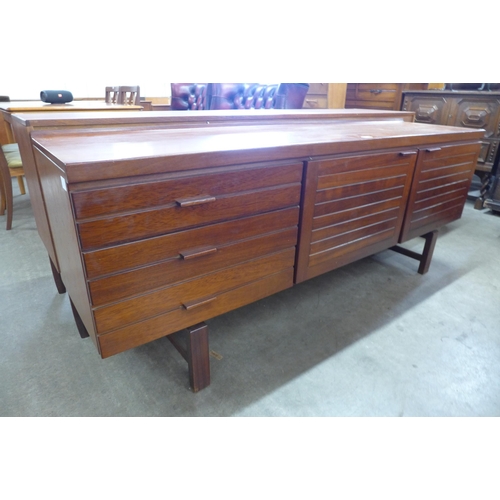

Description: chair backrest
[105,86,120,104]
[208,83,309,110]
[117,86,140,105]
[170,83,208,110]
[208,83,282,110]
[105,86,140,105]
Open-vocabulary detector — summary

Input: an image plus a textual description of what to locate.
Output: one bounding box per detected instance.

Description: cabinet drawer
[353,89,396,103]
[303,96,327,109]
[97,269,294,358]
[93,248,296,333]
[400,142,480,241]
[77,182,301,250]
[72,162,302,219]
[356,83,400,92]
[83,207,299,279]
[89,225,298,306]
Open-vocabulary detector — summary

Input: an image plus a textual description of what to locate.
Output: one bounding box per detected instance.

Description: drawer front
[72,162,302,219]
[400,142,480,242]
[97,269,294,358]
[83,207,299,279]
[296,150,416,282]
[356,83,400,92]
[347,84,398,102]
[89,225,298,306]
[302,95,328,109]
[77,181,302,250]
[93,248,296,333]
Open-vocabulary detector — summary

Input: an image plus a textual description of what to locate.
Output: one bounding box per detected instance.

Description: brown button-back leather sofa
[170,83,309,110]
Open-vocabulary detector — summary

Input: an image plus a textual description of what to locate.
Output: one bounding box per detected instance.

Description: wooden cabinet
[295,141,480,282]
[303,83,329,109]
[34,151,302,359]
[402,90,500,174]
[346,83,427,110]
[303,84,347,109]
[296,149,416,282]
[400,142,479,241]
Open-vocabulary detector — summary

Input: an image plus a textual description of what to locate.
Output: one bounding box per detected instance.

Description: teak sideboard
[25,113,482,392]
[12,108,415,295]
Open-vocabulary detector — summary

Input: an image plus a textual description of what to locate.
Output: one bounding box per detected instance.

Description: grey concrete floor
[1,180,499,417]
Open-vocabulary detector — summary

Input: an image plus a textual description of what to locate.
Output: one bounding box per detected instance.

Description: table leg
[168,322,211,392]
[70,298,89,339]
[49,257,66,294]
[390,230,439,275]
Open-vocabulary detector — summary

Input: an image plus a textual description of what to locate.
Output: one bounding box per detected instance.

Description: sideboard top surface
[32,120,484,183]
[13,108,416,127]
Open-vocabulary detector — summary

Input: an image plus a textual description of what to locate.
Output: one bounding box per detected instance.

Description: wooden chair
[117,86,140,105]
[0,143,25,230]
[105,86,120,104]
[105,86,140,106]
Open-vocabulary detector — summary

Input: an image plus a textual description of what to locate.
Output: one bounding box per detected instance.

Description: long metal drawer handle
[399,151,417,156]
[179,246,218,260]
[182,296,217,311]
[425,147,442,152]
[175,195,216,207]
[370,89,383,94]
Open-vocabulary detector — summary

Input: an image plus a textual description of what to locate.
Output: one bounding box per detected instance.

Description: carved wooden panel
[451,97,500,139]
[402,95,449,124]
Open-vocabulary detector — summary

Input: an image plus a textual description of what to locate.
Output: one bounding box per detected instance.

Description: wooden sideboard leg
[70,298,90,339]
[390,230,438,275]
[49,257,66,294]
[168,322,211,392]
[417,230,438,275]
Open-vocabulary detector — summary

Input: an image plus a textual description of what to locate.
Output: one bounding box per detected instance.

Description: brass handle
[182,296,217,310]
[179,246,217,260]
[175,195,216,207]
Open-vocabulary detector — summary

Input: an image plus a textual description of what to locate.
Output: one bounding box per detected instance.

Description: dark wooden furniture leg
[168,322,211,392]
[49,257,66,294]
[70,298,90,339]
[390,230,438,275]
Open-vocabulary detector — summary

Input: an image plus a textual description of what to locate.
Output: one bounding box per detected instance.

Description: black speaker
[40,90,73,104]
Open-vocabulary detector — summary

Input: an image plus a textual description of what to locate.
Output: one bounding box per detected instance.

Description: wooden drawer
[83,207,299,279]
[400,142,480,242]
[72,162,302,219]
[75,163,303,250]
[97,269,294,358]
[88,224,298,306]
[303,96,328,109]
[94,247,296,334]
[296,150,416,282]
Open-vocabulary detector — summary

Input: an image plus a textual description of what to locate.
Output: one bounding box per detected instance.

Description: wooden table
[30,119,482,391]
[11,108,416,294]
[0,100,144,143]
